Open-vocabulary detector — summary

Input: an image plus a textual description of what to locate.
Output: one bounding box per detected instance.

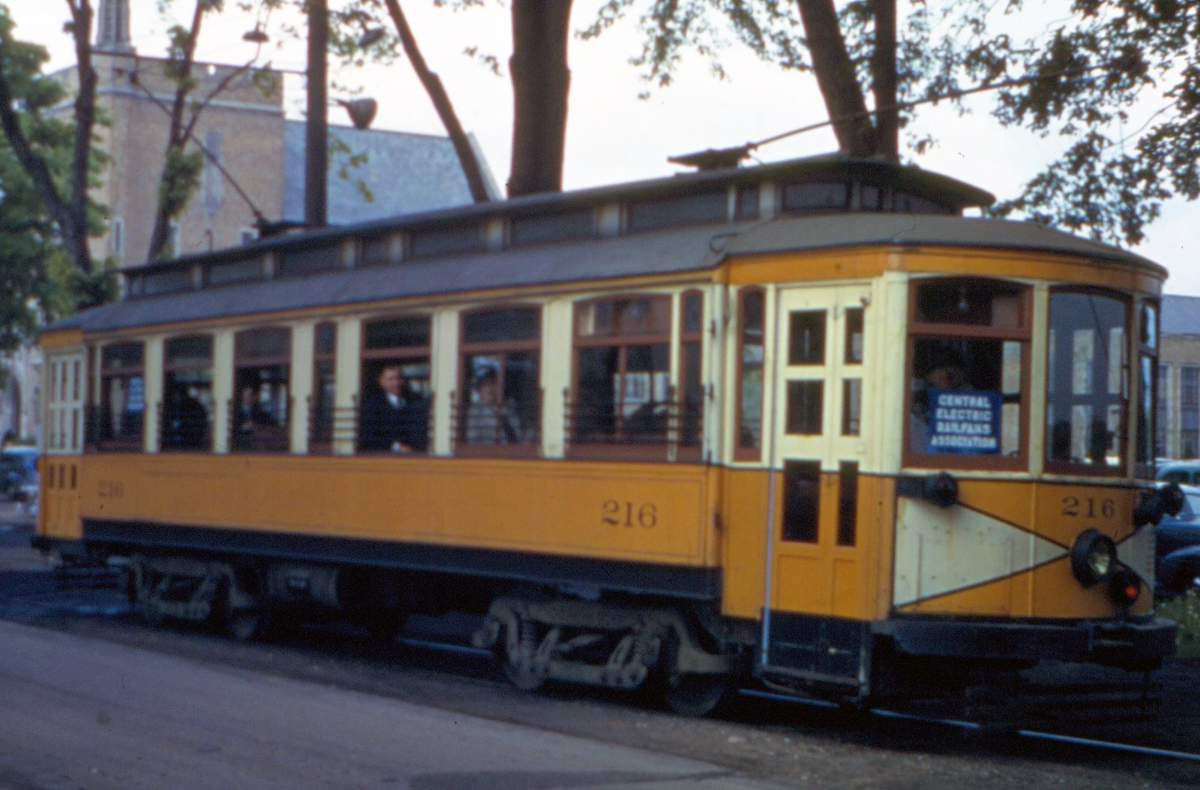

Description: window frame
[94,341,145,453]
[569,293,675,461]
[161,334,214,453]
[1043,286,1133,477]
[1136,298,1159,478]
[734,286,766,463]
[232,326,293,454]
[677,289,705,463]
[903,277,1032,472]
[310,321,338,454]
[358,313,433,455]
[456,303,542,457]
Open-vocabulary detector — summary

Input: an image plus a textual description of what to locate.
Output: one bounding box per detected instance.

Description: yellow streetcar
[34,154,1181,714]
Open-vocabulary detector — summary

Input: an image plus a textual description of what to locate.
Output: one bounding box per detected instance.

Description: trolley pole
[305,0,329,227]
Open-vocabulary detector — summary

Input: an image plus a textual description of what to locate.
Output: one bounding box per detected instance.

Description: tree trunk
[507,0,572,197]
[795,0,875,157]
[871,0,898,162]
[304,0,329,227]
[146,0,206,261]
[382,0,491,203]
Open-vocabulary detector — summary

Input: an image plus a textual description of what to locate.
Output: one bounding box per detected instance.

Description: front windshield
[1046,290,1129,475]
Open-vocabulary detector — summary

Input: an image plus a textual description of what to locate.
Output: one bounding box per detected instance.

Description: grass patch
[1158,590,1200,659]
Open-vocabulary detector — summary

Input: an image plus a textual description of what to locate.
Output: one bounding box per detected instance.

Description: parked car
[0,446,38,502]
[1155,484,1200,597]
[1156,459,1200,486]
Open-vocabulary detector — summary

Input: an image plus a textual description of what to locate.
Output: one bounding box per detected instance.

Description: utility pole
[305,0,328,227]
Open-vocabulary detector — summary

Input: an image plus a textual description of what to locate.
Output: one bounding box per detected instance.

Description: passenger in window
[465,369,520,445]
[166,385,208,449]
[360,363,428,453]
[236,384,274,436]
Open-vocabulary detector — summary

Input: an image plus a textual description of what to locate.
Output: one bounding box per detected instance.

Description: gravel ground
[2,508,1198,790]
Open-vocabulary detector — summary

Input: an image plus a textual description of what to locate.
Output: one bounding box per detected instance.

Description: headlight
[1070,529,1117,587]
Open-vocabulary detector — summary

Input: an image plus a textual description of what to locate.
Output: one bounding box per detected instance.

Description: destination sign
[924,388,1002,455]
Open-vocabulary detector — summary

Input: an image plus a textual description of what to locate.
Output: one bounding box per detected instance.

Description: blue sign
[925,388,1002,455]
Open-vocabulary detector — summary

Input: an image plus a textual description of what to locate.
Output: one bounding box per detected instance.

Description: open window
[457,305,541,454]
[93,342,144,452]
[905,278,1030,470]
[161,335,213,452]
[569,294,675,459]
[735,287,765,462]
[359,315,431,454]
[1046,288,1130,476]
[232,327,290,453]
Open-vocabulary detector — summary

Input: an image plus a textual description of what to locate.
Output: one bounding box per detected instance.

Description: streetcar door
[762,284,874,682]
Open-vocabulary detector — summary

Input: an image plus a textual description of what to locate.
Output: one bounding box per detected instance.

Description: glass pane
[510,210,593,246]
[575,346,618,442]
[359,359,431,453]
[845,307,864,364]
[1141,302,1158,350]
[1138,354,1155,465]
[315,323,337,356]
[914,279,1025,329]
[364,316,430,350]
[682,293,703,334]
[463,307,540,345]
[102,342,143,371]
[838,461,858,547]
[781,182,847,212]
[235,328,289,362]
[1046,291,1129,471]
[842,378,861,436]
[101,374,144,443]
[577,297,670,338]
[788,311,826,365]
[910,337,1022,457]
[738,290,765,451]
[627,191,726,232]
[165,335,213,367]
[682,342,703,447]
[786,381,824,435]
[782,460,820,543]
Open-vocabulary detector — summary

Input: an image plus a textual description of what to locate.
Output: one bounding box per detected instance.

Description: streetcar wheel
[662,673,731,718]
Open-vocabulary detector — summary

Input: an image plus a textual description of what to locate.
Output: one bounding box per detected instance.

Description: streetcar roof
[49,155,1165,335]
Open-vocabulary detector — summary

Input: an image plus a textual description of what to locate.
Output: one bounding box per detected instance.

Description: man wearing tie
[359,364,427,453]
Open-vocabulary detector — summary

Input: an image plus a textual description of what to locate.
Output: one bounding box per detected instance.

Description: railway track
[396,634,1200,765]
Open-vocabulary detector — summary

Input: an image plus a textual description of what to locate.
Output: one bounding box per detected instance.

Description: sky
[5,0,1196,294]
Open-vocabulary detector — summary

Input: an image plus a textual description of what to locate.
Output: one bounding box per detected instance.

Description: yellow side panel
[719,469,771,619]
[775,555,825,611]
[1031,482,1136,548]
[79,455,714,567]
[38,457,83,541]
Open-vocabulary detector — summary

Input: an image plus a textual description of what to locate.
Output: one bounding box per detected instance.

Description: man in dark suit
[359,364,427,453]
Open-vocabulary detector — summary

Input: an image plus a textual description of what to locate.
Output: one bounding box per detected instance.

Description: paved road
[0,621,788,790]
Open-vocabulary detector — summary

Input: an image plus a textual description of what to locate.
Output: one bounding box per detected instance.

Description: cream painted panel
[290,322,315,454]
[1029,285,1050,476]
[333,317,361,455]
[704,283,724,465]
[877,272,910,475]
[541,297,572,458]
[893,497,1066,606]
[212,330,233,453]
[143,337,163,454]
[432,308,458,456]
[1120,524,1155,584]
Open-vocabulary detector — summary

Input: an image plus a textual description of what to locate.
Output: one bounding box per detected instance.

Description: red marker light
[1124,583,1140,603]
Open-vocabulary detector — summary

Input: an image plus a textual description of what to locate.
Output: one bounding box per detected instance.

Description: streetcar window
[360,315,432,454]
[788,311,825,365]
[142,268,191,296]
[95,342,144,452]
[842,379,862,436]
[233,327,291,454]
[780,182,848,212]
[1046,290,1129,475]
[511,210,594,246]
[679,291,705,457]
[310,322,337,453]
[786,381,823,435]
[571,295,672,455]
[736,288,765,461]
[358,234,392,267]
[1137,301,1159,474]
[459,306,541,451]
[845,307,864,364]
[162,335,213,452]
[907,279,1029,468]
[278,242,340,276]
[627,191,727,232]
[782,460,820,543]
[409,225,482,258]
[207,257,262,286]
[837,461,859,547]
[735,185,760,220]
